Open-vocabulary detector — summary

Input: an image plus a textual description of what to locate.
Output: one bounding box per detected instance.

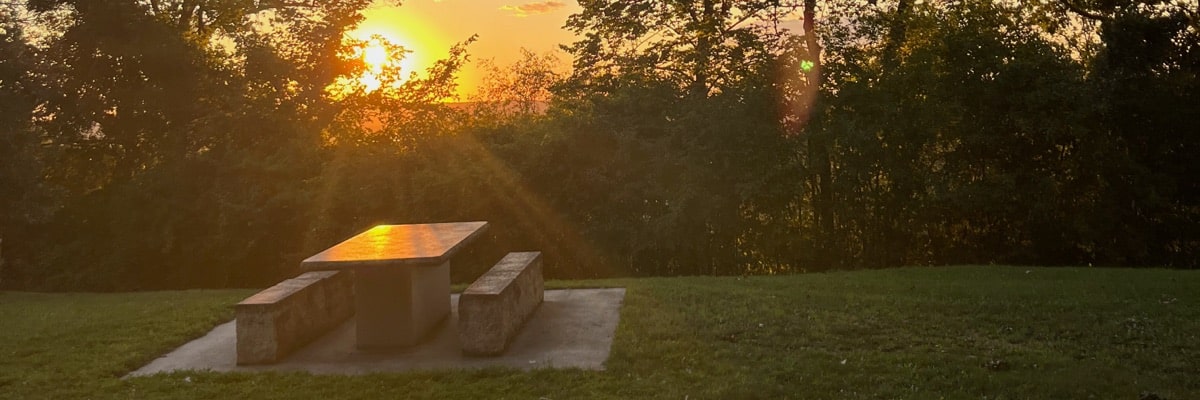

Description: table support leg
[353,261,451,350]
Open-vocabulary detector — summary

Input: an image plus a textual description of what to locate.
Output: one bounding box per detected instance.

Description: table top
[301,221,489,270]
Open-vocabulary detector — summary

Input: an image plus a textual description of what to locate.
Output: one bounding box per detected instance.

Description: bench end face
[236,306,281,365]
[235,270,355,365]
[459,251,545,356]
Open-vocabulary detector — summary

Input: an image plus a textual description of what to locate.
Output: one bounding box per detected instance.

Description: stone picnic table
[301,221,489,350]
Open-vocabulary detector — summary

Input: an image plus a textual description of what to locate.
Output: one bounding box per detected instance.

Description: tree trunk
[797,0,822,124]
[800,0,834,265]
[881,0,911,74]
[690,0,718,98]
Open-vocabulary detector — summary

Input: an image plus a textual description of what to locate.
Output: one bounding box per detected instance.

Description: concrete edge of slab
[128,288,625,377]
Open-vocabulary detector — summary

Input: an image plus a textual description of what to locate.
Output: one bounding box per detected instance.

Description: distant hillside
[443,100,550,114]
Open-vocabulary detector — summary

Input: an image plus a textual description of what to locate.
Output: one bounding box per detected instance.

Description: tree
[467,49,563,126]
[18,0,400,289]
[0,10,58,287]
[563,0,804,97]
[1050,0,1200,266]
[549,0,806,275]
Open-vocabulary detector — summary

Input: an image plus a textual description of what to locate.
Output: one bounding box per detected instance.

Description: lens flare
[800,60,815,73]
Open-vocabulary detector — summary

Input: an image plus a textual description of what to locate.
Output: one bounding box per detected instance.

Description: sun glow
[340,1,581,98]
[342,5,445,94]
[363,42,390,69]
[351,33,418,93]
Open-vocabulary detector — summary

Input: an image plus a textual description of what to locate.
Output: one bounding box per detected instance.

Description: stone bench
[236,270,354,365]
[458,251,544,356]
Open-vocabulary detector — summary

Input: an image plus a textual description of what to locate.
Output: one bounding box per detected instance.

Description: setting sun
[351,33,418,92]
[344,5,442,94]
[363,42,390,69]
[349,1,579,98]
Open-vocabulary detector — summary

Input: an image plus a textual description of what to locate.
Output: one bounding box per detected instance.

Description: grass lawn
[1,266,1198,399]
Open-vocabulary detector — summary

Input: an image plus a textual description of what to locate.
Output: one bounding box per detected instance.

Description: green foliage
[1084,5,1200,266]
[563,0,804,97]
[816,1,1100,266]
[0,12,58,287]
[788,0,1199,269]
[2,267,1198,398]
[1,0,1198,290]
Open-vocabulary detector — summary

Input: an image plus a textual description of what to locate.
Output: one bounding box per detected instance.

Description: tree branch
[1059,0,1107,21]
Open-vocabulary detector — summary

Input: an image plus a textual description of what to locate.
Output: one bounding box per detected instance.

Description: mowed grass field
[1,266,1197,399]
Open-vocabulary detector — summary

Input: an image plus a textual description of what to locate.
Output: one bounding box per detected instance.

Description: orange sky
[350,0,581,98]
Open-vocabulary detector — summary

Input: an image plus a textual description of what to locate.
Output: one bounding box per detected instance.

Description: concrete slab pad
[129,288,624,376]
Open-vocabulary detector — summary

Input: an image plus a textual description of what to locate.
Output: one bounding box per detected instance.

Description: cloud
[499,1,565,17]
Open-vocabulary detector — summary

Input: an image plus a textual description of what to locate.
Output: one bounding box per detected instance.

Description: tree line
[1,0,1196,291]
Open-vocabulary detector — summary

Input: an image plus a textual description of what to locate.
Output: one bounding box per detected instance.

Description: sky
[350,0,582,98]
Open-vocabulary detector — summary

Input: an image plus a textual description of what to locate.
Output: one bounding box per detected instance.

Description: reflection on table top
[301,221,488,270]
